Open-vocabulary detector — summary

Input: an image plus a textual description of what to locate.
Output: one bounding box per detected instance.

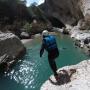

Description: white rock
[21,32,30,37]
[41,60,90,90]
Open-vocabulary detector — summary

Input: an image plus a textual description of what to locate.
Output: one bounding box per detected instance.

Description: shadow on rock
[49,69,76,85]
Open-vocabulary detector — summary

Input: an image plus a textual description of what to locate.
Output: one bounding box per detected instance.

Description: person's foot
[54,75,60,82]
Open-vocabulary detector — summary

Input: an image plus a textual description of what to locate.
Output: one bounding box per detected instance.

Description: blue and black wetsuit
[40,35,59,76]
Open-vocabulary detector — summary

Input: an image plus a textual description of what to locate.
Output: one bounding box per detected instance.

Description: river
[0,33,89,90]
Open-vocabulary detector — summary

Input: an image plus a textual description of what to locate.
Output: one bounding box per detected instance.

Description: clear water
[0,33,89,90]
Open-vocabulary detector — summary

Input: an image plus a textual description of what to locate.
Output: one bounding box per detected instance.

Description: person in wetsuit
[40,30,59,82]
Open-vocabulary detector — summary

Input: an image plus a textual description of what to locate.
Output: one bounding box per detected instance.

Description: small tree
[23,22,32,33]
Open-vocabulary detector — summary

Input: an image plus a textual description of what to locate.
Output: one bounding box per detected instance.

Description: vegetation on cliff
[0,0,52,37]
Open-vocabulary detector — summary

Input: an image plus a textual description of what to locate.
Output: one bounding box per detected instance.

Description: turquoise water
[0,33,90,90]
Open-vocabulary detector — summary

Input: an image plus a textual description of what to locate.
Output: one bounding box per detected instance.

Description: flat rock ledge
[41,60,90,90]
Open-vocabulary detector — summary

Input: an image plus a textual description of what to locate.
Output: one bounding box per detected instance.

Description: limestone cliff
[79,0,90,25]
[79,0,90,18]
[43,0,83,25]
[41,0,90,26]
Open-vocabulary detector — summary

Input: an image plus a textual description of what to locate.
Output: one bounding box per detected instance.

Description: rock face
[44,0,83,25]
[41,60,90,90]
[79,0,90,22]
[0,32,26,70]
[0,32,26,58]
[79,0,90,29]
[42,0,90,27]
[70,28,90,55]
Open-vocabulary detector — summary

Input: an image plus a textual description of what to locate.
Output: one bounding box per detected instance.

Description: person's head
[42,30,49,37]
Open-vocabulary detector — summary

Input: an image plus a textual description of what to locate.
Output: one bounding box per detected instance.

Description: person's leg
[48,58,60,82]
[48,58,58,76]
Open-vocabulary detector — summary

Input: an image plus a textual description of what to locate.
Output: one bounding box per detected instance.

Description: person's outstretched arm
[40,41,45,57]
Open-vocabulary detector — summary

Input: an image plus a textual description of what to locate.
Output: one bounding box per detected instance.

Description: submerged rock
[0,32,26,72]
[41,60,90,90]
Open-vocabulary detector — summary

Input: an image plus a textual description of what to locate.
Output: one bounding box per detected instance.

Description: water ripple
[6,57,39,89]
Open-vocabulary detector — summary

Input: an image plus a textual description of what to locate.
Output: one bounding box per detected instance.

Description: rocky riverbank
[69,26,90,55]
[0,32,26,72]
[41,60,90,90]
[40,26,90,90]
[53,26,90,56]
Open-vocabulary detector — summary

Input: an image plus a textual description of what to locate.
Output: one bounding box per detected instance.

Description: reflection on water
[6,47,41,90]
[0,34,89,90]
[8,61,37,89]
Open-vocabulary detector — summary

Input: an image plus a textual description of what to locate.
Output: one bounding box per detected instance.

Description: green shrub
[23,22,32,33]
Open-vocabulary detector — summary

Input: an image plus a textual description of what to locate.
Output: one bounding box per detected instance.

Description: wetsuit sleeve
[40,41,45,57]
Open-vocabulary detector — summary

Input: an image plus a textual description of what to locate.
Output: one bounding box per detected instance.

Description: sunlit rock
[41,60,90,90]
